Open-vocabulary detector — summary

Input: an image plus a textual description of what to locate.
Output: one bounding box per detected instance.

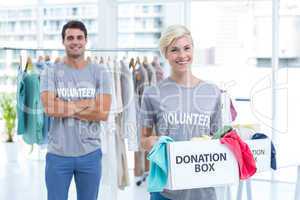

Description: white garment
[221,91,233,127]
[120,59,138,151]
[104,61,130,190]
[115,113,130,189]
[113,60,123,113]
[99,63,118,200]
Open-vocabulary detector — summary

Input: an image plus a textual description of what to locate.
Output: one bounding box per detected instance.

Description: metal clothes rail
[0,47,159,52]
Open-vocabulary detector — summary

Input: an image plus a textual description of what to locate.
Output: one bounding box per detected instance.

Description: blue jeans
[150,192,171,200]
[45,149,102,200]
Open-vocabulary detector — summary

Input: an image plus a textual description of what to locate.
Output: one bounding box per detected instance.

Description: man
[40,20,112,200]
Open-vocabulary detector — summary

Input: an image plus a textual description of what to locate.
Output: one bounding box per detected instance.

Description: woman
[140,25,222,200]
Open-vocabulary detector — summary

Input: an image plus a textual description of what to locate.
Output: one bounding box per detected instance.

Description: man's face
[63,28,87,59]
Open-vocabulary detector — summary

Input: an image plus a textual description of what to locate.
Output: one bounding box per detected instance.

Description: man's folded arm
[73,94,111,121]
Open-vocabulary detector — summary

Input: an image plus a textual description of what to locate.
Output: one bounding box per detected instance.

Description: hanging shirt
[140,77,222,200]
[113,60,123,113]
[120,59,138,151]
[21,73,44,145]
[40,63,112,157]
[151,58,164,83]
[143,62,157,86]
[133,64,149,106]
[17,70,25,135]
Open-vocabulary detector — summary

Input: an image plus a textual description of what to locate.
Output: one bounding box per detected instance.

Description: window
[190,1,275,133]
[153,18,162,28]
[118,2,184,50]
[72,7,78,16]
[142,5,149,13]
[154,5,162,13]
[44,8,47,16]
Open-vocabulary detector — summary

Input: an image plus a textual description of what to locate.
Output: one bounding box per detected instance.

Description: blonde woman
[140,25,222,200]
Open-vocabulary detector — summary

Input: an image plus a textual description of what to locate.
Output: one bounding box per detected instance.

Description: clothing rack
[1,47,159,52]
[11,46,163,192]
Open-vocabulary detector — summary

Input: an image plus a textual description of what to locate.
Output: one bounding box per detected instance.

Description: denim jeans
[45,149,102,200]
[150,192,171,200]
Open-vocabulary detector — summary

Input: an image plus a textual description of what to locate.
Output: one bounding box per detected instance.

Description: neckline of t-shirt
[167,77,206,89]
[63,62,92,71]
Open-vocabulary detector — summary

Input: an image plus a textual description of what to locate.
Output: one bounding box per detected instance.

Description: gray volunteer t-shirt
[141,77,222,200]
[40,63,112,157]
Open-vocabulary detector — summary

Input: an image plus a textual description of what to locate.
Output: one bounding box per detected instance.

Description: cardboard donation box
[165,140,239,190]
[246,139,271,172]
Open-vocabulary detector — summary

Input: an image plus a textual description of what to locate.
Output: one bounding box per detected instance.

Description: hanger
[107,56,111,63]
[54,57,61,64]
[93,56,98,64]
[37,55,44,62]
[100,56,104,64]
[18,55,22,72]
[113,55,118,62]
[129,58,135,70]
[24,56,33,73]
[151,56,160,67]
[86,56,92,63]
[135,56,141,67]
[143,56,149,67]
[45,55,51,62]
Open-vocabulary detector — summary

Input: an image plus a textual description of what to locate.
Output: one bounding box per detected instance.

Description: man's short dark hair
[61,20,87,41]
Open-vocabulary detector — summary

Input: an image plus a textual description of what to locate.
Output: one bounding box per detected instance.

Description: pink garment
[230,100,237,121]
[220,130,257,180]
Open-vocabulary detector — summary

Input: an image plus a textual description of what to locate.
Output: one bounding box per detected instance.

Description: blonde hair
[159,25,193,58]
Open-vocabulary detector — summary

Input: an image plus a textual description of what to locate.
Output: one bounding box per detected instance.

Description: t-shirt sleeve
[40,66,55,93]
[140,87,156,128]
[96,64,112,95]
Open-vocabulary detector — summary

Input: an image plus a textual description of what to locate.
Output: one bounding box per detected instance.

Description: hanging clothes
[16,67,26,135]
[20,72,45,144]
[44,55,52,67]
[99,62,118,200]
[17,57,47,144]
[221,91,237,126]
[131,57,154,183]
[151,56,164,83]
[115,113,130,189]
[133,58,149,106]
[143,56,157,86]
[108,59,130,190]
[113,59,123,113]
[120,59,138,151]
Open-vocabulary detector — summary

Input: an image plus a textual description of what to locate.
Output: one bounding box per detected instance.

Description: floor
[0,158,149,200]
[0,139,298,200]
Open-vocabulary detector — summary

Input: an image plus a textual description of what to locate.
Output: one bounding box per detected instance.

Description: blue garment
[45,149,102,200]
[16,71,25,135]
[22,73,44,145]
[17,70,48,144]
[36,61,45,70]
[251,133,277,170]
[150,192,171,200]
[147,136,174,192]
[45,60,53,68]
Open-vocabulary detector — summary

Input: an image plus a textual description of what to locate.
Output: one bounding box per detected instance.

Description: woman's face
[166,36,193,74]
